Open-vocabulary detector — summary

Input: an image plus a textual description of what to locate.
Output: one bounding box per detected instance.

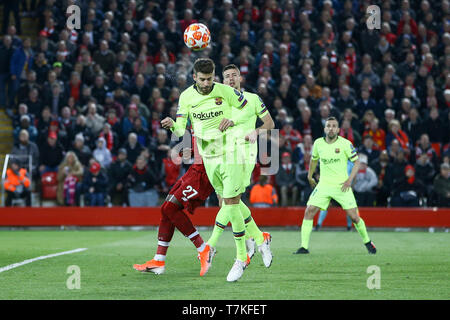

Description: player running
[294,116,377,255]
[132,139,215,276]
[160,58,253,282]
[206,64,275,268]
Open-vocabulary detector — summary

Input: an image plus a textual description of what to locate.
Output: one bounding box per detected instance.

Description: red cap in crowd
[48,131,57,139]
[90,161,101,174]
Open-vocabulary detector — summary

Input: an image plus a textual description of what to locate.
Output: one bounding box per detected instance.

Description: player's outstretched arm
[162,115,188,138]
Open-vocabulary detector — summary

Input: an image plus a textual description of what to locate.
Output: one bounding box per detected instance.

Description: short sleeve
[346,141,359,162]
[255,94,269,118]
[311,141,320,160]
[170,96,190,138]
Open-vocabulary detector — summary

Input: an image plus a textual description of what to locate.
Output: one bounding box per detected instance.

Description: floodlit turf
[0,229,448,300]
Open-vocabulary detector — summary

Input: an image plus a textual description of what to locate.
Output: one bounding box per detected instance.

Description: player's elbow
[266,117,275,130]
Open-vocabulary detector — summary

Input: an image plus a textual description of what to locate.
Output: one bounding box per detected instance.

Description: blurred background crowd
[1,0,449,207]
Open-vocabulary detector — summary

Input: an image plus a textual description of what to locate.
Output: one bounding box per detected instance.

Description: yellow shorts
[307,183,358,211]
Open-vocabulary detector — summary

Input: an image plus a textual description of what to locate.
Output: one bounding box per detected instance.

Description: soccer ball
[183,23,211,51]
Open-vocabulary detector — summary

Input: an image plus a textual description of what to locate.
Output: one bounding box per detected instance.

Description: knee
[161,200,180,219]
[304,206,318,219]
[347,210,359,223]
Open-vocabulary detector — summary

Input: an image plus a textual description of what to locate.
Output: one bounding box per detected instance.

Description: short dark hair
[193,58,215,74]
[222,64,240,74]
[326,116,338,123]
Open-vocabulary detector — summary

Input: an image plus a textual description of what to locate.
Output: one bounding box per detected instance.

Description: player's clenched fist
[161,117,174,129]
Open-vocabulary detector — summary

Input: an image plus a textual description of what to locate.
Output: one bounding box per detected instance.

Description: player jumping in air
[159,58,254,282]
[294,117,377,255]
[206,64,275,268]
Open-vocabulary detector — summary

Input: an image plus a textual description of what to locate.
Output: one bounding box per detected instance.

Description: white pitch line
[0,248,88,273]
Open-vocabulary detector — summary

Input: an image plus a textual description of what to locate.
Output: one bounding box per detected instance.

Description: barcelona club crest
[335,148,340,153]
[215,97,223,105]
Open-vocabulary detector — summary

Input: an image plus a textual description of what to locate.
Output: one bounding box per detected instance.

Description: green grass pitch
[0,229,449,300]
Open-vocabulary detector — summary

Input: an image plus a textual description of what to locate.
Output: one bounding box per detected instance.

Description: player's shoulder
[242,90,258,99]
[337,136,354,146]
[180,84,196,98]
[214,82,241,96]
[313,137,326,146]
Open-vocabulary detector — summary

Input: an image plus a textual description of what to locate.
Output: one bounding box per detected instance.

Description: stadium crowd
[1,0,449,207]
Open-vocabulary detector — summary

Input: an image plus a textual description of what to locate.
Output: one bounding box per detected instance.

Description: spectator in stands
[149,129,171,169]
[280,120,302,152]
[0,35,13,113]
[99,122,118,154]
[414,151,436,199]
[424,107,446,144]
[81,161,108,206]
[44,82,66,117]
[339,118,361,147]
[127,155,158,207]
[352,154,378,207]
[92,137,112,169]
[18,70,39,104]
[415,133,439,169]
[335,84,356,113]
[11,129,40,179]
[380,108,396,134]
[371,150,393,207]
[431,163,450,207]
[122,132,143,166]
[292,134,313,165]
[10,38,33,107]
[108,148,132,207]
[39,131,65,175]
[121,103,148,138]
[103,92,124,119]
[341,107,361,135]
[57,151,83,206]
[402,107,423,147]
[73,114,95,150]
[364,117,386,151]
[93,40,116,76]
[355,88,378,119]
[249,174,278,208]
[386,119,410,156]
[130,94,150,120]
[91,75,108,105]
[71,133,92,168]
[13,103,33,129]
[129,73,150,106]
[3,158,31,206]
[13,114,38,143]
[25,87,44,118]
[359,135,380,165]
[391,164,425,207]
[85,102,105,137]
[275,152,299,207]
